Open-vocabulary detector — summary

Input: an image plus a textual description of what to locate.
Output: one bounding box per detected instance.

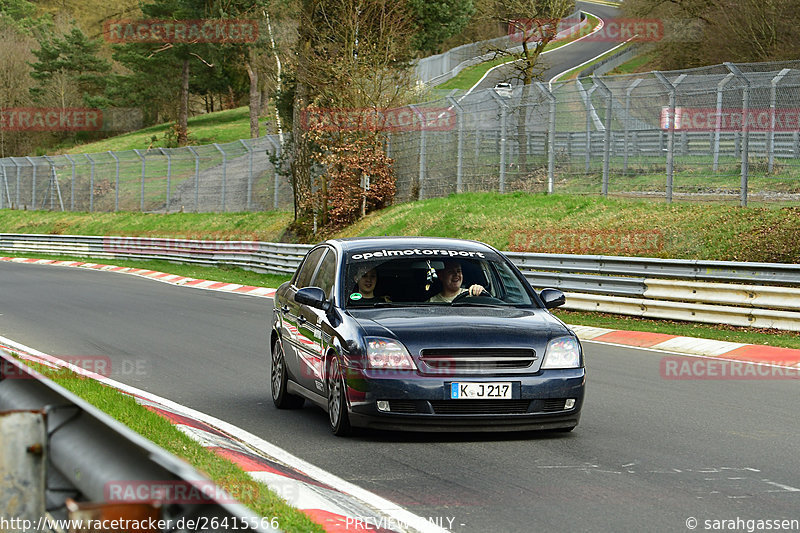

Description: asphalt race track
[474,1,624,90]
[2,261,799,532]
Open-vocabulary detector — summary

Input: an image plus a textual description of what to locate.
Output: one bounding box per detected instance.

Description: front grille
[387,400,419,413]
[542,399,567,412]
[420,348,536,373]
[430,400,531,415]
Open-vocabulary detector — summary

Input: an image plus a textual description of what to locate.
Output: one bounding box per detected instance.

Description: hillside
[2,194,800,264]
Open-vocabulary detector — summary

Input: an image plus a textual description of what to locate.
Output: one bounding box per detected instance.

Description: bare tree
[477,0,574,173]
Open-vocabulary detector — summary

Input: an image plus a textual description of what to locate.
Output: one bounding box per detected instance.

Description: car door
[281,247,326,388]
[294,247,338,395]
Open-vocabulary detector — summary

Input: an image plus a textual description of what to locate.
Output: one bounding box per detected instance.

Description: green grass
[436,14,601,91]
[18,359,324,533]
[555,310,800,349]
[607,50,657,75]
[59,107,273,155]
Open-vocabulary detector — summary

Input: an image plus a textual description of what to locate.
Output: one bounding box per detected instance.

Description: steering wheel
[451,289,502,304]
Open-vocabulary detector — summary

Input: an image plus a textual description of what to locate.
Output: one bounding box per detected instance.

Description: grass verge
[17,359,325,533]
[554,310,800,349]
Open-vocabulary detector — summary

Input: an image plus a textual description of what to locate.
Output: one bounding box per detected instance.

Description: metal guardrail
[0,350,274,532]
[3,233,800,330]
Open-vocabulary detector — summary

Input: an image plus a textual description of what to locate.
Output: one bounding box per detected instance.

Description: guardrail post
[108,151,120,211]
[64,154,76,211]
[592,76,612,196]
[725,62,750,207]
[769,69,790,174]
[187,146,200,212]
[24,156,37,209]
[654,72,686,203]
[85,154,95,212]
[409,105,427,199]
[446,96,464,193]
[266,136,281,209]
[490,89,509,193]
[133,149,145,212]
[213,143,227,211]
[239,139,254,211]
[535,82,557,194]
[713,73,734,172]
[624,78,643,175]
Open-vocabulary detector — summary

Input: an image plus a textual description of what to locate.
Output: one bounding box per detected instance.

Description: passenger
[427,260,486,303]
[349,267,390,305]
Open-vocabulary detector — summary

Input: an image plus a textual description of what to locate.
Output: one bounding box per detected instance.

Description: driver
[427,260,486,303]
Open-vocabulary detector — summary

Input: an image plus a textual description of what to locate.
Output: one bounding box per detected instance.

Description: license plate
[450,382,512,399]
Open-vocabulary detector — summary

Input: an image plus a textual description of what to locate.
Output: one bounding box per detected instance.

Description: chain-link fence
[390,60,800,205]
[0,136,292,213]
[4,60,800,214]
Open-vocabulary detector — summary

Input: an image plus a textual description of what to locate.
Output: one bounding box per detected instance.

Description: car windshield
[343,249,535,308]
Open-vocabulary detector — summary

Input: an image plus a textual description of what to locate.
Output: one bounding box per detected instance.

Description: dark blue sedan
[270,237,585,436]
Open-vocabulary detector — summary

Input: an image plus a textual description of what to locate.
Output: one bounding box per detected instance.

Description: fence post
[42,155,64,211]
[769,69,790,174]
[624,78,643,175]
[725,62,750,207]
[592,76,612,197]
[446,96,464,193]
[12,157,21,208]
[535,82,557,194]
[266,136,281,209]
[213,143,227,211]
[158,148,172,211]
[0,163,7,209]
[583,84,597,174]
[85,154,95,212]
[409,105,427,199]
[187,146,200,212]
[133,149,145,212]
[654,72,686,203]
[239,139,254,211]
[64,154,76,211]
[490,89,509,193]
[713,73,734,172]
[25,156,37,209]
[108,151,120,211]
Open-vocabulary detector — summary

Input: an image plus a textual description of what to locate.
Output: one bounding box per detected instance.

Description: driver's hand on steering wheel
[467,284,486,297]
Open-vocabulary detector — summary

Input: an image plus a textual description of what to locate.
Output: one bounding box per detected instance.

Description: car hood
[349,306,569,356]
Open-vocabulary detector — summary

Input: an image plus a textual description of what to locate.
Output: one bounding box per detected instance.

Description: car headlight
[365,337,417,370]
[541,336,582,369]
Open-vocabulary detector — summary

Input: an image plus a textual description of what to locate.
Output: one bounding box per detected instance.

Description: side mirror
[539,288,566,309]
[295,287,331,311]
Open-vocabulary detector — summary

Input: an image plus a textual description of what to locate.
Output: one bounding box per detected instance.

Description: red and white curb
[0,257,276,299]
[0,336,448,533]
[570,325,800,368]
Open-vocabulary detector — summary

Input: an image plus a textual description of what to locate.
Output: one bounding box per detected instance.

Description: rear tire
[271,338,304,409]
[327,359,352,436]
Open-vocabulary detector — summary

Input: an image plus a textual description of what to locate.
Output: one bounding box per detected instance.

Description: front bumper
[343,367,585,432]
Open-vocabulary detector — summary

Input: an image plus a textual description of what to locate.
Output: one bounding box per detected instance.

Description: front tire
[327,359,352,436]
[271,337,304,409]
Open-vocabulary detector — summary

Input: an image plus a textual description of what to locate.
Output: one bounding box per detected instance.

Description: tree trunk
[245,47,260,139]
[178,58,190,146]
